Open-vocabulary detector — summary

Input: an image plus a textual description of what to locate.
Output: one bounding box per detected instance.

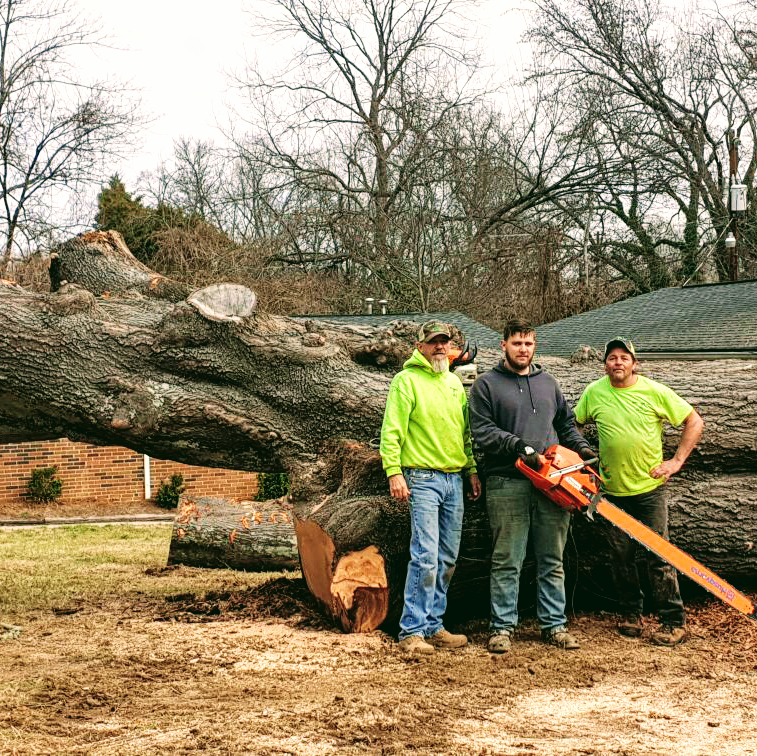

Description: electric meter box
[730,184,747,212]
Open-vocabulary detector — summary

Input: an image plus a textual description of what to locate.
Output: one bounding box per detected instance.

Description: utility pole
[582,198,593,290]
[727,129,739,281]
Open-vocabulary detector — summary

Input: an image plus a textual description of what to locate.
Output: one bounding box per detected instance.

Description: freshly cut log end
[333,583,389,634]
[187,284,257,322]
[296,518,389,633]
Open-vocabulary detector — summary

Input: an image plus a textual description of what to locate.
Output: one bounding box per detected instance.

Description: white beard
[431,355,448,373]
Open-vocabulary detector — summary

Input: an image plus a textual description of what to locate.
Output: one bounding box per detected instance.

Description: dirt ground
[2,500,757,755]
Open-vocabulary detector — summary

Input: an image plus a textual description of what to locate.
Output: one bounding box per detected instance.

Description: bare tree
[401,98,606,321]
[229,0,495,310]
[0,0,142,275]
[526,0,757,284]
[223,0,618,316]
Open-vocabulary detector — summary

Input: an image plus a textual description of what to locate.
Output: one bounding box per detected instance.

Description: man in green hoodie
[380,320,481,657]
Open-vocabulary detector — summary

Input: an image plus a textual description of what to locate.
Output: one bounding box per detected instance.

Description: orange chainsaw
[516,444,756,621]
[447,341,477,369]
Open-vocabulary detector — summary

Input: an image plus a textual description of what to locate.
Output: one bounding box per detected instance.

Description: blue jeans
[604,488,685,626]
[398,468,464,640]
[486,476,571,632]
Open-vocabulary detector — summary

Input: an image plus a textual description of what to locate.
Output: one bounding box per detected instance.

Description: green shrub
[154,474,185,509]
[26,466,63,504]
[256,472,289,501]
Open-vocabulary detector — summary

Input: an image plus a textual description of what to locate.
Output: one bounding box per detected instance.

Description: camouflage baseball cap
[603,337,636,361]
[417,320,452,343]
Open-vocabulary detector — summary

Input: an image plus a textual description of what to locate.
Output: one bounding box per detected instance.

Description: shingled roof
[535,279,757,359]
[293,311,502,349]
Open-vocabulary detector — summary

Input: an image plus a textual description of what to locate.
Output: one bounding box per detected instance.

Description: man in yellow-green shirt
[574,338,703,646]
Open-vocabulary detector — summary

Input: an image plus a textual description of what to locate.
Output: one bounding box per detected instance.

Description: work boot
[618,614,644,638]
[398,635,435,656]
[651,624,688,647]
[487,630,512,654]
[542,626,580,650]
[427,628,467,649]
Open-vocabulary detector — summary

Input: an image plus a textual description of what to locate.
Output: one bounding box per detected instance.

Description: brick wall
[0,439,258,507]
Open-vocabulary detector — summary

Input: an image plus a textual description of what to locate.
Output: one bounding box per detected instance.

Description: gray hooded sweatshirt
[469,360,589,478]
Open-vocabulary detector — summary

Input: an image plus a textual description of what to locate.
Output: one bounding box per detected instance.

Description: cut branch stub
[50,230,192,301]
[187,284,258,323]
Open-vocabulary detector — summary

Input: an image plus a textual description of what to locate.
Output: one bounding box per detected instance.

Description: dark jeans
[486,476,571,632]
[604,487,685,627]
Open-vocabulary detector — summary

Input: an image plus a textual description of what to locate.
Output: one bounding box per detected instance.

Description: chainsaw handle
[514,453,549,476]
[547,457,598,478]
[542,447,598,467]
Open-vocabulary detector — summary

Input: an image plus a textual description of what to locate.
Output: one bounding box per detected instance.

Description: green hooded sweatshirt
[379,349,476,478]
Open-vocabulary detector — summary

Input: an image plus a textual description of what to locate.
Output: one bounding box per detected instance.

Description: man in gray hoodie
[469,318,595,653]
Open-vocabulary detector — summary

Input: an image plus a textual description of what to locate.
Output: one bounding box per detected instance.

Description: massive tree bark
[1,230,756,632]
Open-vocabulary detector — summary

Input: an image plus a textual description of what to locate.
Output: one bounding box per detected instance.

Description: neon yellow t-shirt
[574,375,693,496]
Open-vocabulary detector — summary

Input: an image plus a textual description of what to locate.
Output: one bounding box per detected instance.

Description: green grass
[0,524,284,621]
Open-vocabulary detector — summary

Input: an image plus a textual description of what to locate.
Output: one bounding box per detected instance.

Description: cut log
[292,442,406,632]
[294,493,492,633]
[167,496,298,571]
[295,499,396,633]
[661,472,757,579]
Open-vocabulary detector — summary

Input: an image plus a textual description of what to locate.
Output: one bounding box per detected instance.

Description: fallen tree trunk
[161,440,757,631]
[653,472,757,580]
[2,231,756,632]
[167,496,299,571]
[569,472,757,600]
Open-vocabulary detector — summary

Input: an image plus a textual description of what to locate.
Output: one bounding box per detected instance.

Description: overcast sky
[76,0,527,185]
[74,0,250,181]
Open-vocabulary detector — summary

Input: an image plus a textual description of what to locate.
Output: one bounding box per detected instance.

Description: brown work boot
[542,626,580,649]
[487,630,512,654]
[427,628,467,649]
[651,624,688,647]
[618,614,644,638]
[398,635,435,656]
